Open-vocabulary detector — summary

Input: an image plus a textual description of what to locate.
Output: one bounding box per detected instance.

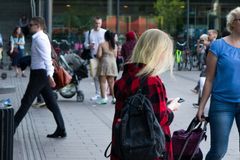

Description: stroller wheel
[53,92,58,100]
[1,72,7,80]
[59,84,76,98]
[76,90,84,102]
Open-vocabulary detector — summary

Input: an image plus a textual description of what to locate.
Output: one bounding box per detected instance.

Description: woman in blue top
[10,26,26,77]
[197,7,240,160]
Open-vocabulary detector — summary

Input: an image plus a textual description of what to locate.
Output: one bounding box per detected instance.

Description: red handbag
[52,59,72,89]
[172,117,208,160]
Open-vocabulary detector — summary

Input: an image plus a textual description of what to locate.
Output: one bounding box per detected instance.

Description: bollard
[0,106,14,160]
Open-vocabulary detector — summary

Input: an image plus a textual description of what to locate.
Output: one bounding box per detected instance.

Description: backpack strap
[138,76,147,93]
[88,30,91,44]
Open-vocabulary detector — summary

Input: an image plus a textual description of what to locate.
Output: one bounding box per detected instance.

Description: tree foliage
[154,0,185,35]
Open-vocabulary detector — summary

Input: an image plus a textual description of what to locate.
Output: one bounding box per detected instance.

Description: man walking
[84,17,106,101]
[14,17,66,138]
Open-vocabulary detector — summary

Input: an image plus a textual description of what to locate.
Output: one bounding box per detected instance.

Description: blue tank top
[210,38,240,103]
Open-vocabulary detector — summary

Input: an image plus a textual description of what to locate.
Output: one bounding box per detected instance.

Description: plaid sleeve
[142,77,174,127]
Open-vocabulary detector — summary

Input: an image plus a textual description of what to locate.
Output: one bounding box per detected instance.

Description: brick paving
[0,67,239,160]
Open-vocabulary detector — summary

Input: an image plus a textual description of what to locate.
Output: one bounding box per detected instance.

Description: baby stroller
[53,53,88,102]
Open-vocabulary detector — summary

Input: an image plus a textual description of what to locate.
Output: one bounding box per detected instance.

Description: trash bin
[0,106,14,160]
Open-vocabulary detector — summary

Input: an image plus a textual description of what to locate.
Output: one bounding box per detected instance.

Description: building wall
[51,0,239,41]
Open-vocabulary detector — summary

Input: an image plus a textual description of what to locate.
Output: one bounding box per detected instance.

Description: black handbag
[81,30,93,60]
[172,117,208,160]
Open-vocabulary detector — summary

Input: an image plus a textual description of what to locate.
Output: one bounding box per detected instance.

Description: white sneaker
[96,98,108,105]
[32,102,46,108]
[91,94,101,101]
[112,98,116,104]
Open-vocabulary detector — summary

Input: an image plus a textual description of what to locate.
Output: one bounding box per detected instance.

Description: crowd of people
[192,29,218,107]
[0,6,239,160]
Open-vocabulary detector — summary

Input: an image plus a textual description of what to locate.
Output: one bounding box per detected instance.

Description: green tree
[154,0,185,35]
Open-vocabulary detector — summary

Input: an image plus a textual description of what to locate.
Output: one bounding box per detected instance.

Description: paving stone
[0,68,239,160]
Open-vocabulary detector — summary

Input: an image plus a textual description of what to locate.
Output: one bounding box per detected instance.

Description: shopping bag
[172,117,208,160]
[52,59,72,89]
[89,58,99,77]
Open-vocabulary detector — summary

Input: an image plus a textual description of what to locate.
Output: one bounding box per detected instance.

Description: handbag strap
[186,117,200,132]
[88,30,91,44]
[104,142,112,158]
[189,120,208,160]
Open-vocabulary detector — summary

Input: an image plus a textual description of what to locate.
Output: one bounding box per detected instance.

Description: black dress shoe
[47,129,67,138]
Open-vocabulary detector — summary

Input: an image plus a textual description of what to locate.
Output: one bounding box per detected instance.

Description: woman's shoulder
[145,76,163,88]
[211,38,224,46]
[211,37,237,51]
[209,39,224,52]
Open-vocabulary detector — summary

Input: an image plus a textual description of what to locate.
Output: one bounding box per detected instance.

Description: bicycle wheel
[178,62,183,71]
[186,56,192,71]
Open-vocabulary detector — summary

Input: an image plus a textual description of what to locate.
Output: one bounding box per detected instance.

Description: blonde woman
[110,29,180,160]
[197,7,240,159]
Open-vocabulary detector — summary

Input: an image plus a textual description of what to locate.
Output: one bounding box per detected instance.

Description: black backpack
[105,78,166,160]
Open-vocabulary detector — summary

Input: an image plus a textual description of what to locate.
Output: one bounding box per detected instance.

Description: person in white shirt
[84,17,106,101]
[14,17,66,138]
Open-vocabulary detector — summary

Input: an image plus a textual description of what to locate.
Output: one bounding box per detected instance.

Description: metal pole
[116,0,120,34]
[186,0,189,49]
[45,0,53,40]
[108,0,113,16]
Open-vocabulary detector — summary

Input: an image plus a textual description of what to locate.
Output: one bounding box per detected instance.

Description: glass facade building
[51,0,239,41]
[0,0,239,42]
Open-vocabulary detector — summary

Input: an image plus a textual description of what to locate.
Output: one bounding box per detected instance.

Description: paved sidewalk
[0,68,239,160]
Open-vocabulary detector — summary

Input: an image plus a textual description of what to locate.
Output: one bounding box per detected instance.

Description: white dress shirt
[31,30,54,77]
[84,28,106,57]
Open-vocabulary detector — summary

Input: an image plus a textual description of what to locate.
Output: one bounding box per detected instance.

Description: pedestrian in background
[197,7,240,160]
[111,29,181,160]
[0,33,3,69]
[10,26,26,77]
[191,29,218,96]
[84,17,106,101]
[96,30,118,105]
[192,34,210,107]
[121,31,137,63]
[116,42,123,73]
[19,15,29,37]
[14,16,66,138]
[208,29,218,43]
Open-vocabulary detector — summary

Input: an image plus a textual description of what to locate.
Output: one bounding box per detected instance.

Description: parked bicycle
[183,49,193,71]
[175,41,186,71]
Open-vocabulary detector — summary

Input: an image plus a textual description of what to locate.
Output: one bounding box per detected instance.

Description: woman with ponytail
[96,30,118,104]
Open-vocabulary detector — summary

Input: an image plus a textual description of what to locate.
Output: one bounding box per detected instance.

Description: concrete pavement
[0,67,239,160]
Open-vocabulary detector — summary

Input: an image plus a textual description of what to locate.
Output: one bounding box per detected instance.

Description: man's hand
[48,76,56,88]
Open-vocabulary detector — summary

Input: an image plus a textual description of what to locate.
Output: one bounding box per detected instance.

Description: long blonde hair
[130,29,174,77]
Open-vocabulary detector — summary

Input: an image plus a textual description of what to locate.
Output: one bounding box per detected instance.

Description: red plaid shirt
[110,63,174,160]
